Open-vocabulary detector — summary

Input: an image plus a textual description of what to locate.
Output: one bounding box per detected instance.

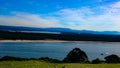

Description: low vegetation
[0,60,120,68]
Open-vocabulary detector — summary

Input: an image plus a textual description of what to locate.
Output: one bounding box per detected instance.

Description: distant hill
[0,25,120,42]
[0,25,120,35]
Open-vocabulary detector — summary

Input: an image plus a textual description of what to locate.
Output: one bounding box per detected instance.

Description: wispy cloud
[0,12,62,28]
[53,1,120,31]
[0,1,120,31]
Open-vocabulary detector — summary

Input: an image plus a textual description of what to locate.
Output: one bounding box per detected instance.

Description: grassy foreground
[0,60,120,68]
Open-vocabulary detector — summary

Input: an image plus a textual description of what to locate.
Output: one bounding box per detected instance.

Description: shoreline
[0,40,120,43]
[0,40,71,42]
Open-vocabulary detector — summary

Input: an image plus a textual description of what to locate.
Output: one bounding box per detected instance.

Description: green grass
[0,60,120,68]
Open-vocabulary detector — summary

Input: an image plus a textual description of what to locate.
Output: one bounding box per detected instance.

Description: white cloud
[0,1,120,31]
[0,12,62,28]
[53,1,120,31]
[110,1,120,8]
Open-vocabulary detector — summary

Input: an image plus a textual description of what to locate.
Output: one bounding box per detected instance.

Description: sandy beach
[0,40,118,43]
[0,40,71,42]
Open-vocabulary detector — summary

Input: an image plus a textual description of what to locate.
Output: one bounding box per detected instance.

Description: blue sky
[0,0,120,31]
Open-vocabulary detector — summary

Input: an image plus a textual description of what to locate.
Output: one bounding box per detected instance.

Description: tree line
[1,30,120,42]
[0,48,120,64]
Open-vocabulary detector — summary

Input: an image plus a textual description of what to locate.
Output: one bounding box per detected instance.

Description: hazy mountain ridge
[0,25,120,35]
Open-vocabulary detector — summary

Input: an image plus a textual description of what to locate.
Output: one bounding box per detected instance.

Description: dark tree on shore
[63,48,88,63]
[39,57,61,63]
[91,58,103,64]
[0,56,28,61]
[104,54,120,63]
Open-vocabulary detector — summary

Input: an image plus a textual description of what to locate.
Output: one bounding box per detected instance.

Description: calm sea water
[0,42,120,61]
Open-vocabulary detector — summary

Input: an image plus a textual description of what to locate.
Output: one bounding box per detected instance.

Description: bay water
[0,41,120,61]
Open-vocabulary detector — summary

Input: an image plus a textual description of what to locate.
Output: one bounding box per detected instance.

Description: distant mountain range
[0,25,120,42]
[0,25,120,35]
